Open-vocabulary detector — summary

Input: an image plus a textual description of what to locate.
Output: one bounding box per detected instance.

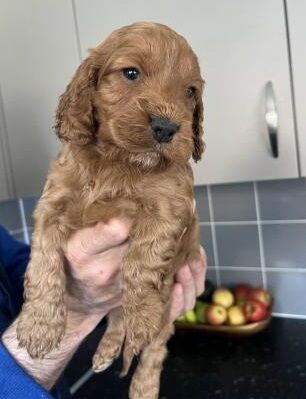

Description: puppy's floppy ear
[192,92,205,162]
[55,56,99,145]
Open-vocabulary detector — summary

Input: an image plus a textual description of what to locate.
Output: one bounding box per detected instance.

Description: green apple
[176,315,186,322]
[185,310,197,323]
[195,301,209,323]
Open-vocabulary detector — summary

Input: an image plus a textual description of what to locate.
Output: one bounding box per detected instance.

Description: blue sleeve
[0,342,53,398]
[0,228,55,398]
[0,225,30,309]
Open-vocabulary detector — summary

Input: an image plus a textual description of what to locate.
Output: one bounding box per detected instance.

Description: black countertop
[66,318,306,399]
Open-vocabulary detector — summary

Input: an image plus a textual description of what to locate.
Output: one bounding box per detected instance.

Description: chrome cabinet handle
[265,81,279,158]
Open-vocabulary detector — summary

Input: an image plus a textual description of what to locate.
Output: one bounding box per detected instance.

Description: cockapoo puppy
[17,22,204,399]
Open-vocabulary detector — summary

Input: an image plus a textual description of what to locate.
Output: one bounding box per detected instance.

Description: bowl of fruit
[176,282,273,336]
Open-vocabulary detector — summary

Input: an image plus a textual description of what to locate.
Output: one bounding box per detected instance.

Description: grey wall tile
[199,225,214,266]
[12,231,25,243]
[22,196,38,227]
[258,178,306,220]
[0,199,22,231]
[263,224,306,268]
[211,182,256,221]
[267,271,306,315]
[194,186,210,222]
[206,268,218,287]
[216,225,260,267]
[219,269,264,288]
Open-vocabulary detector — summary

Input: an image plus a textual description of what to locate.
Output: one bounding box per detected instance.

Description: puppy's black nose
[150,116,180,143]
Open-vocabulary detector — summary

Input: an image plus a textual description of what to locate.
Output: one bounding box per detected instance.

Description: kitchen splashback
[1,177,306,319]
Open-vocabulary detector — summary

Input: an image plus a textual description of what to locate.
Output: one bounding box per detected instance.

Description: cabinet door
[287,0,306,177]
[0,0,80,198]
[75,0,298,184]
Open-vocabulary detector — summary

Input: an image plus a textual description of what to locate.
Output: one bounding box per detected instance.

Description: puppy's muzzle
[150,116,180,143]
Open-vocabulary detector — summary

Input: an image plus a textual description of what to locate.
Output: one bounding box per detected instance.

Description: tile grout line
[253,182,267,289]
[18,199,30,245]
[206,185,221,286]
[210,266,306,273]
[71,0,83,62]
[9,227,25,235]
[199,219,306,226]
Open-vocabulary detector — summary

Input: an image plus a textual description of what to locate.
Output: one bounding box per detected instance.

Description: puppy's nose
[150,116,180,143]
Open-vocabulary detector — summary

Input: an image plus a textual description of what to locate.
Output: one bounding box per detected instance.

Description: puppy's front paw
[17,304,66,358]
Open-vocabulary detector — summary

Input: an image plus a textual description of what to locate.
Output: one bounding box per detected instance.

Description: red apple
[248,288,272,308]
[244,299,269,322]
[206,305,227,326]
[233,284,252,304]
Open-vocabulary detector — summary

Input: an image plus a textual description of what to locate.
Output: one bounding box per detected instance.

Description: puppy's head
[55,22,205,166]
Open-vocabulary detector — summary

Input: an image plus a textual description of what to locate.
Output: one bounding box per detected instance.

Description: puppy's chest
[84,166,193,218]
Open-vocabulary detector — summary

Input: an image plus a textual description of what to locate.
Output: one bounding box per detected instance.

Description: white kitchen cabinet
[0,0,80,198]
[75,0,298,185]
[286,0,306,177]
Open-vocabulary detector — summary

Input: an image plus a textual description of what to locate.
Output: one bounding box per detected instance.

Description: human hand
[64,219,207,332]
[64,218,132,332]
[169,246,207,321]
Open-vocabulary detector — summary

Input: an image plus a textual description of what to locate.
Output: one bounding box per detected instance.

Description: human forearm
[2,312,102,390]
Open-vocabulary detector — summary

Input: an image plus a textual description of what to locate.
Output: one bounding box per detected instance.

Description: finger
[66,218,132,265]
[188,246,207,296]
[175,264,196,312]
[169,283,184,322]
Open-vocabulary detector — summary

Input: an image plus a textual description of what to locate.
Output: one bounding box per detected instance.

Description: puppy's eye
[123,67,140,81]
[186,86,196,98]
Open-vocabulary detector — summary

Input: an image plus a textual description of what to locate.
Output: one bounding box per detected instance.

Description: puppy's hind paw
[92,342,122,373]
[92,355,114,373]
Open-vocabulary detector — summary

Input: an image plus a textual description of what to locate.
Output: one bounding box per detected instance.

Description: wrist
[65,292,108,338]
[1,311,104,390]
[66,309,105,342]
